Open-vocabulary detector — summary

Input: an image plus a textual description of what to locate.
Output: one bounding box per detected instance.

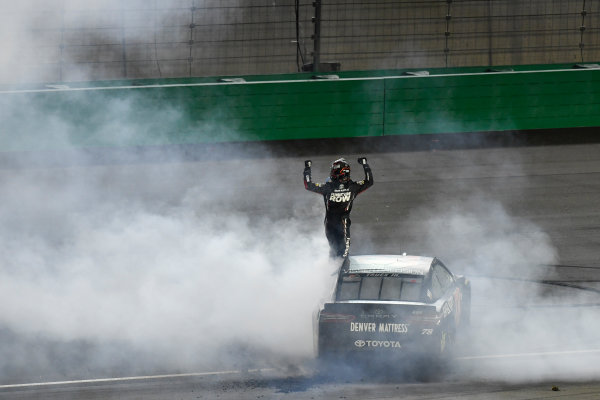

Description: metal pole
[313,0,322,72]
[488,0,493,66]
[121,5,127,78]
[580,0,587,62]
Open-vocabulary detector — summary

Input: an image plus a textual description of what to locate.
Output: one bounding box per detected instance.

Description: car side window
[430,263,454,300]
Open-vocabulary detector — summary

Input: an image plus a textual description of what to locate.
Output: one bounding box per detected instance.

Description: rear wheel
[413,327,455,382]
[438,326,455,358]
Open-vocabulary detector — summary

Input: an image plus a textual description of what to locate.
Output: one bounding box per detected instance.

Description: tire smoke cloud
[2,0,599,387]
[0,159,338,384]
[0,1,339,384]
[401,156,600,382]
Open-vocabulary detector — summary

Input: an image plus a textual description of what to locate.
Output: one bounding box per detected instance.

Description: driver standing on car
[304,157,373,258]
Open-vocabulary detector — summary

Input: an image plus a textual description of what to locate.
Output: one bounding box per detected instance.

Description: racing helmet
[330,158,350,182]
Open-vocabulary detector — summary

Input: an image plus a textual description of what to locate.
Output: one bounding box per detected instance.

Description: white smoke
[410,194,557,278]
[399,149,600,382]
[0,1,341,383]
[0,160,339,382]
[1,0,598,387]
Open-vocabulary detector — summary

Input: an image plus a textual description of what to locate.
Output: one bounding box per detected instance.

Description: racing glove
[304,160,312,182]
[358,157,372,187]
[359,157,371,178]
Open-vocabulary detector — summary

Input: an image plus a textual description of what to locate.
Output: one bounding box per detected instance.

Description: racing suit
[304,159,373,258]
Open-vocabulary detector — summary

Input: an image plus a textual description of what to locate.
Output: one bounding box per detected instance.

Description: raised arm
[304,160,328,194]
[355,157,373,194]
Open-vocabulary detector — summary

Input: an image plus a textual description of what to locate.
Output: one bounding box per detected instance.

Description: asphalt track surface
[1,131,600,399]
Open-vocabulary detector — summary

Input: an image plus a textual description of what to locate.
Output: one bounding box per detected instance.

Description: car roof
[346,254,434,276]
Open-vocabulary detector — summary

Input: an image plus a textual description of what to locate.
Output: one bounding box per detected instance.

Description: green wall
[1,64,599,152]
[385,69,600,135]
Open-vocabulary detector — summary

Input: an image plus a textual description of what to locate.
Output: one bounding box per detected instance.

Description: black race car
[316,254,470,369]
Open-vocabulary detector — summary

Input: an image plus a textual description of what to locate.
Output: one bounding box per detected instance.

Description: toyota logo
[354,340,366,347]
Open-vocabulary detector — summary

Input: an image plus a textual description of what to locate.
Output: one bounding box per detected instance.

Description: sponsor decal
[442,297,454,318]
[350,322,376,332]
[364,271,423,277]
[360,312,398,319]
[378,323,408,333]
[350,322,408,333]
[329,191,352,202]
[354,340,402,349]
[442,303,451,318]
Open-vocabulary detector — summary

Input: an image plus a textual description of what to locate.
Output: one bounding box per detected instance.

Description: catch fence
[1,0,598,83]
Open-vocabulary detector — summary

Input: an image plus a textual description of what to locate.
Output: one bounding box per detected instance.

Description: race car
[315,254,470,369]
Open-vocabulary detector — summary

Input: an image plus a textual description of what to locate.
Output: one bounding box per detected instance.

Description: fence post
[312,0,322,72]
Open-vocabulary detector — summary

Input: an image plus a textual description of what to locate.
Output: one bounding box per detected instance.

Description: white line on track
[3,349,600,388]
[457,348,600,361]
[0,368,276,389]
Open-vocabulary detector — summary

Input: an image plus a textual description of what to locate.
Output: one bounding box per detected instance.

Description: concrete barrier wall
[385,67,600,135]
[1,64,599,152]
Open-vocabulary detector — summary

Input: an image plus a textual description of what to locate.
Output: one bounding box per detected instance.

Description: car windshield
[336,274,423,302]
